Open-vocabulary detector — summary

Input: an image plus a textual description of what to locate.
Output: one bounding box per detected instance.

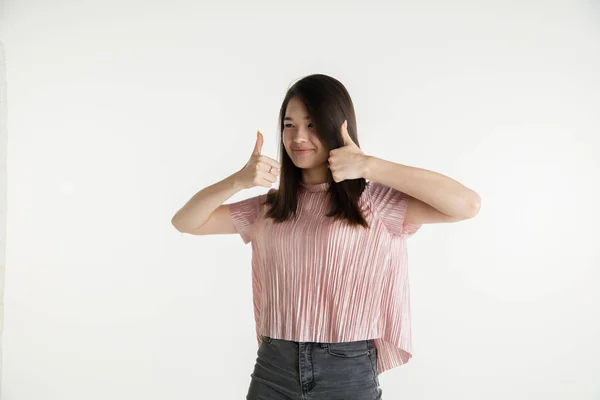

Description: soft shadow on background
[1,1,599,399]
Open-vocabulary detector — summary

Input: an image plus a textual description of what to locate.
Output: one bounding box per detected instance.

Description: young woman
[171,74,481,400]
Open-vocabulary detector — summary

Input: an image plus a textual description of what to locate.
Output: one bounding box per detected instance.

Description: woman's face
[282,97,329,170]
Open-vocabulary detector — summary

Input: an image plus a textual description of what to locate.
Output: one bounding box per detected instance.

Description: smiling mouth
[294,149,314,154]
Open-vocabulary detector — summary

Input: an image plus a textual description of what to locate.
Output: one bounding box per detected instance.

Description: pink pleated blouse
[227,180,422,375]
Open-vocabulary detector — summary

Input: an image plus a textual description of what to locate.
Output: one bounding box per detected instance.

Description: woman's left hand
[328,120,370,182]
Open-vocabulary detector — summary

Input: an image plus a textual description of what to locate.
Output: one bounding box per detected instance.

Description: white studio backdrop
[1,0,600,399]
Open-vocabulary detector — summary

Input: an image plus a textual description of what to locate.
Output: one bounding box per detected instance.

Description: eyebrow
[284,115,311,121]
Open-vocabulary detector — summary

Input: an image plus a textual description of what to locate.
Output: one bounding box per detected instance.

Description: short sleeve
[227,194,266,244]
[367,181,422,237]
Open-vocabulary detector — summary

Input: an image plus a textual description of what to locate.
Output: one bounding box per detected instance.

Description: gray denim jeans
[246,335,383,400]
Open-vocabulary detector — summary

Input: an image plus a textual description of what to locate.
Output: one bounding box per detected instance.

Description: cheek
[319,148,331,162]
[282,135,291,150]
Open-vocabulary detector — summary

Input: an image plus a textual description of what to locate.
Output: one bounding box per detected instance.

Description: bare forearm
[171,171,244,231]
[363,156,480,218]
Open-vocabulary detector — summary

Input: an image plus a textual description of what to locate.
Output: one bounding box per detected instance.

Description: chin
[296,161,327,171]
[293,161,314,169]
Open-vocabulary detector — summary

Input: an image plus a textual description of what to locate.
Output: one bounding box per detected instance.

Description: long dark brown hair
[264,74,368,228]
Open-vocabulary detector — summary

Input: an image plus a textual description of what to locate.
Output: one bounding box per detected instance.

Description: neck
[301,165,330,185]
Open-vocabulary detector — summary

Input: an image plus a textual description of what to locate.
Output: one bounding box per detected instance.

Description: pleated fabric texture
[227,180,422,375]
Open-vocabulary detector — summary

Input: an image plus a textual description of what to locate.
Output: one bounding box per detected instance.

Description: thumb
[253,130,263,155]
[341,120,353,146]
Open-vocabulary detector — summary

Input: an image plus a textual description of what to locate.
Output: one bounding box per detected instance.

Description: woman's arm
[171,131,281,235]
[363,156,481,224]
[171,172,244,234]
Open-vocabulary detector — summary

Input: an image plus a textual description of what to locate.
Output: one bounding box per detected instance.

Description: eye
[284,123,314,128]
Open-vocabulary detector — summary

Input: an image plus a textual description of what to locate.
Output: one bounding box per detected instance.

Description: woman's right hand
[236,130,281,189]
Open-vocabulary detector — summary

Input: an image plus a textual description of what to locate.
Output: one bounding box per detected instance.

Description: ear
[340,120,354,146]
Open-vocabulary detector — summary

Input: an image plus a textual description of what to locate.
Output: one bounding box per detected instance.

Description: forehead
[284,97,311,119]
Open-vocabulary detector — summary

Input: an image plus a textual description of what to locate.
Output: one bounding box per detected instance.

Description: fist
[238,130,281,189]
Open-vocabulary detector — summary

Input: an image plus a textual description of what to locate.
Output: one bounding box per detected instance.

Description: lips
[294,150,313,157]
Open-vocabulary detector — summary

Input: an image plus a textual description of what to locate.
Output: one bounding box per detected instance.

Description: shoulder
[228,190,272,215]
[364,180,395,194]
[364,181,408,204]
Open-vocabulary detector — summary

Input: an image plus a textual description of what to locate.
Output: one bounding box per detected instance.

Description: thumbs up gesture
[237,130,281,189]
[327,120,369,183]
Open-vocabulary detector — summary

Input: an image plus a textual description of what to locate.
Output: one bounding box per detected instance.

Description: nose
[292,126,311,143]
